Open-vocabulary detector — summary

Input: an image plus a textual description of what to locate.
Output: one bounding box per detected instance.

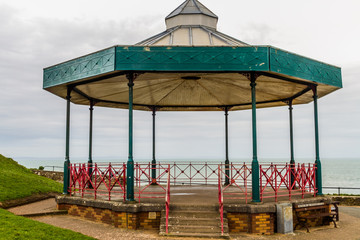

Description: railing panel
[69,163,126,201]
[134,163,170,203]
[260,163,317,201]
[219,163,252,204]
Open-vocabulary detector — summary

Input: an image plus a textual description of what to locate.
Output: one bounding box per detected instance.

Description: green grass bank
[0,154,62,202]
[0,208,94,240]
[0,155,94,239]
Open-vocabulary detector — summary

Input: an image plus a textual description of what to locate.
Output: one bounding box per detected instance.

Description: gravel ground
[31,207,360,240]
[9,199,360,240]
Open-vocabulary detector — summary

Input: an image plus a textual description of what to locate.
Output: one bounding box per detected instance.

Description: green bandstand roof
[43,45,342,111]
[43,0,341,111]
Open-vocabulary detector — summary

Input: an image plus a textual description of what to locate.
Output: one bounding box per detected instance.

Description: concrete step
[170,204,218,211]
[19,210,68,217]
[164,210,220,219]
[160,204,229,238]
[160,224,228,234]
[159,232,230,239]
[161,216,228,226]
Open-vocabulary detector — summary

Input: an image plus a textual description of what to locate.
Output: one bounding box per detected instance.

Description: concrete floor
[72,184,316,206]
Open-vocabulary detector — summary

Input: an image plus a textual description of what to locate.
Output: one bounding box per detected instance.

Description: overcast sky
[1,0,360,167]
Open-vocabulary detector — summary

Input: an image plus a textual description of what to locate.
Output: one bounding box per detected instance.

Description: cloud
[0,1,359,164]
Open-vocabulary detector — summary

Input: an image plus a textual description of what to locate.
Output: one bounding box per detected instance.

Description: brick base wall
[293,204,331,228]
[57,204,161,230]
[227,212,275,235]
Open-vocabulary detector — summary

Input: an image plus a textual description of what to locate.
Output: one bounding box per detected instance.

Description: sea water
[14,157,360,195]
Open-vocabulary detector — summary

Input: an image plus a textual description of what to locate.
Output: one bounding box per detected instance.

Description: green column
[312,86,323,195]
[151,108,157,183]
[288,100,295,188]
[88,100,94,188]
[224,107,230,185]
[63,87,72,195]
[250,74,260,203]
[126,73,135,201]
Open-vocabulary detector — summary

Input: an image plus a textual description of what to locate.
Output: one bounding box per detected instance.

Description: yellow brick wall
[251,213,274,235]
[227,212,275,235]
[227,213,249,233]
[57,204,160,230]
[138,212,161,230]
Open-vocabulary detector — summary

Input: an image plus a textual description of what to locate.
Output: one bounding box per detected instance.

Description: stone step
[170,204,218,211]
[159,232,230,239]
[161,216,228,226]
[164,210,220,219]
[19,210,68,217]
[160,204,229,238]
[160,224,227,234]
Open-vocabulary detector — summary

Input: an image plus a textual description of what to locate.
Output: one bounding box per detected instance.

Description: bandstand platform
[56,162,333,237]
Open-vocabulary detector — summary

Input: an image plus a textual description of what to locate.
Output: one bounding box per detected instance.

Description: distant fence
[42,166,63,172]
[323,187,360,195]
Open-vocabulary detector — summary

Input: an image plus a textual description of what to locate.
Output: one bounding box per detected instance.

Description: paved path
[7,198,360,240]
[339,206,360,219]
[7,198,57,215]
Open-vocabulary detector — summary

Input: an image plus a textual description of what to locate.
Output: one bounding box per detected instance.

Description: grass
[0,154,62,202]
[0,154,93,239]
[0,208,95,240]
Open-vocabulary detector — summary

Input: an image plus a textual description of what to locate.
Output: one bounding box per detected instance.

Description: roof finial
[165,0,218,29]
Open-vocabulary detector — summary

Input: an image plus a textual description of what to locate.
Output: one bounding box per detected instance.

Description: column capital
[242,72,260,82]
[66,86,73,100]
[126,72,141,87]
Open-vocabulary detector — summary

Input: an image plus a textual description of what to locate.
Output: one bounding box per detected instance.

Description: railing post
[63,86,72,195]
[250,73,261,203]
[94,163,97,199]
[312,86,323,195]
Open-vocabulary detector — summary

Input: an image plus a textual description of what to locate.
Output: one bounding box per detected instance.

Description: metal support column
[63,87,72,194]
[250,73,261,203]
[288,100,295,188]
[151,108,157,183]
[312,86,323,195]
[224,107,230,185]
[126,73,135,201]
[88,100,94,188]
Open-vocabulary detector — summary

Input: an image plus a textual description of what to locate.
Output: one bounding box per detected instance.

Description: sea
[14,157,360,195]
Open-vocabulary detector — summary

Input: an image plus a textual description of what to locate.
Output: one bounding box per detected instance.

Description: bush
[39,166,45,170]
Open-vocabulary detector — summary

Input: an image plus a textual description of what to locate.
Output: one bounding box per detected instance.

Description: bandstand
[44,0,342,236]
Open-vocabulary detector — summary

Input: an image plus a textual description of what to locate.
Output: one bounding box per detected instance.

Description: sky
[0,0,360,167]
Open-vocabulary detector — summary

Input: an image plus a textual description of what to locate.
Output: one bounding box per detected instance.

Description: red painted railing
[157,162,219,185]
[219,163,252,204]
[134,163,170,203]
[134,163,171,233]
[218,166,224,235]
[69,163,126,201]
[69,162,317,209]
[260,163,317,201]
[165,166,170,234]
